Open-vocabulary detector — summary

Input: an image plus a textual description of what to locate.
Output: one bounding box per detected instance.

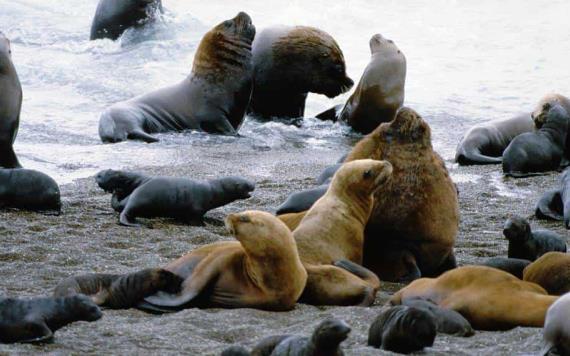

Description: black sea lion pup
[249,26,353,119]
[502,105,568,177]
[542,292,570,356]
[368,306,436,354]
[0,295,102,344]
[90,0,163,41]
[54,268,183,309]
[0,32,23,168]
[95,169,151,211]
[402,297,474,337]
[480,257,531,279]
[0,168,61,212]
[275,185,327,215]
[455,113,534,165]
[503,216,566,261]
[99,12,255,143]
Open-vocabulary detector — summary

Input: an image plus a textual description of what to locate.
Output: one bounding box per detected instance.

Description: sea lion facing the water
[90,0,163,41]
[98,12,255,143]
[0,32,22,168]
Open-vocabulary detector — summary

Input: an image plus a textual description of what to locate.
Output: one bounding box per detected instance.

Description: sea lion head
[378,107,431,145]
[331,159,392,195]
[0,32,11,57]
[311,318,351,350]
[218,176,256,200]
[66,294,103,322]
[531,93,566,129]
[503,216,531,243]
[369,33,402,56]
[95,169,142,193]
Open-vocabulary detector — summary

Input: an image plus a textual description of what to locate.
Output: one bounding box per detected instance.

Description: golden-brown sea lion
[294,159,393,306]
[390,266,558,330]
[345,107,459,282]
[141,211,307,312]
[278,211,306,231]
[523,252,570,296]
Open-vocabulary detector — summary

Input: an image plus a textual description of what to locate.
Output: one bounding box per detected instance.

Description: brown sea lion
[345,107,459,282]
[390,266,558,330]
[141,211,307,311]
[337,34,406,134]
[98,12,255,143]
[249,26,353,120]
[523,252,570,295]
[278,211,306,231]
[294,159,393,306]
[0,32,22,168]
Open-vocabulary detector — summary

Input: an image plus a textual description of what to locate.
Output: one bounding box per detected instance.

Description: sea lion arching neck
[329,184,374,225]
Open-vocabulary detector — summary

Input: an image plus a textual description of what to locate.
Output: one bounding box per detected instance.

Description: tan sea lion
[523,252,570,295]
[294,159,393,306]
[141,211,307,311]
[390,266,558,330]
[345,107,459,282]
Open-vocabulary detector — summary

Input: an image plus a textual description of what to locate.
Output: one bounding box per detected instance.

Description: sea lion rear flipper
[315,104,343,122]
[127,130,159,143]
[20,321,54,344]
[536,189,564,221]
[200,120,237,136]
[111,193,129,213]
[119,210,143,228]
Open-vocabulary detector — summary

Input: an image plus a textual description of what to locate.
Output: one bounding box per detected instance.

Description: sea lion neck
[192,30,253,79]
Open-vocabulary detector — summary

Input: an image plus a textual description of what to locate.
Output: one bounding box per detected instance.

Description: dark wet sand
[0,141,566,355]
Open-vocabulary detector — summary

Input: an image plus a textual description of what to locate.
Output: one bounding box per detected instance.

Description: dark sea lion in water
[249,25,353,120]
[367,305,437,354]
[98,12,256,143]
[455,113,534,165]
[252,318,350,356]
[523,252,570,296]
[0,168,61,212]
[503,215,566,261]
[54,268,183,309]
[0,295,102,344]
[502,105,568,177]
[0,32,22,168]
[480,257,531,279]
[90,0,163,41]
[542,292,570,356]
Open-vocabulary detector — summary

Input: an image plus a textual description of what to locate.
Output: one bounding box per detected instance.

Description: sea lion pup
[95,169,151,211]
[249,26,353,120]
[294,159,393,306]
[455,113,534,165]
[252,318,351,356]
[390,266,558,330]
[140,211,307,312]
[479,257,531,279]
[0,168,61,212]
[402,298,474,336]
[90,0,163,41]
[337,34,406,134]
[523,252,570,296]
[345,107,459,282]
[0,295,102,344]
[275,185,327,215]
[503,215,566,261]
[54,268,183,309]
[542,292,570,356]
[502,105,568,177]
[98,12,256,143]
[367,305,437,354]
[0,32,22,168]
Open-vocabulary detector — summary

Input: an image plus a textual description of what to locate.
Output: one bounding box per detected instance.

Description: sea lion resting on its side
[0,168,61,212]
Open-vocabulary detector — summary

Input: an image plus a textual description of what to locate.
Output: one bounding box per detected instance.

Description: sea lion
[0,32,22,168]
[337,34,406,134]
[523,252,570,295]
[249,26,353,120]
[345,106,459,282]
[479,257,531,279]
[455,113,534,165]
[0,168,61,212]
[294,159,393,306]
[140,211,307,312]
[221,346,250,356]
[90,0,163,41]
[95,169,151,212]
[502,105,568,177]
[532,93,570,131]
[536,168,570,228]
[0,295,102,344]
[503,216,566,261]
[277,211,305,231]
[252,318,350,356]
[367,305,437,354]
[542,292,570,356]
[54,268,183,309]
[316,163,341,185]
[98,12,255,143]
[275,185,327,215]
[390,266,558,330]
[401,297,474,336]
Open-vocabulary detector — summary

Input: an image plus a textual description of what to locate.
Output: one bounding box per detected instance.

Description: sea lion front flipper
[20,321,54,344]
[0,144,22,168]
[119,210,143,228]
[200,119,237,136]
[315,104,343,122]
[111,193,129,213]
[127,130,160,143]
[536,189,564,221]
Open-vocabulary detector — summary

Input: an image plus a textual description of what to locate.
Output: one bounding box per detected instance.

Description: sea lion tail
[535,190,564,221]
[455,150,502,165]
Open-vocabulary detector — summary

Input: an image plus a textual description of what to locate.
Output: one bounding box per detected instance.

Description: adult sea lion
[542,292,570,356]
[479,257,531,279]
[523,252,570,296]
[0,295,102,344]
[532,93,570,130]
[0,32,22,168]
[503,215,566,261]
[90,0,163,41]
[502,105,568,177]
[455,113,534,165]
[249,26,353,120]
[141,211,307,312]
[98,12,256,143]
[0,168,61,212]
[337,33,406,134]
[390,266,558,330]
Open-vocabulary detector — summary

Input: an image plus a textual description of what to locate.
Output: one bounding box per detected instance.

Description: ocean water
[1,0,569,183]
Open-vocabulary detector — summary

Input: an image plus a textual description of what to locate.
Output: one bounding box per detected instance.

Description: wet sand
[0,141,566,355]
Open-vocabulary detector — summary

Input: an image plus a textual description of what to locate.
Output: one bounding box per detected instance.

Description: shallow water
[1,0,569,183]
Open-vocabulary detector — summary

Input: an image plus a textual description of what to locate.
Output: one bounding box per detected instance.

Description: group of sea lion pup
[2,0,570,354]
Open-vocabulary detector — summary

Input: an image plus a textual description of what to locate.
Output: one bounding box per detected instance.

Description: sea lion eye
[363,170,373,179]
[238,215,251,223]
